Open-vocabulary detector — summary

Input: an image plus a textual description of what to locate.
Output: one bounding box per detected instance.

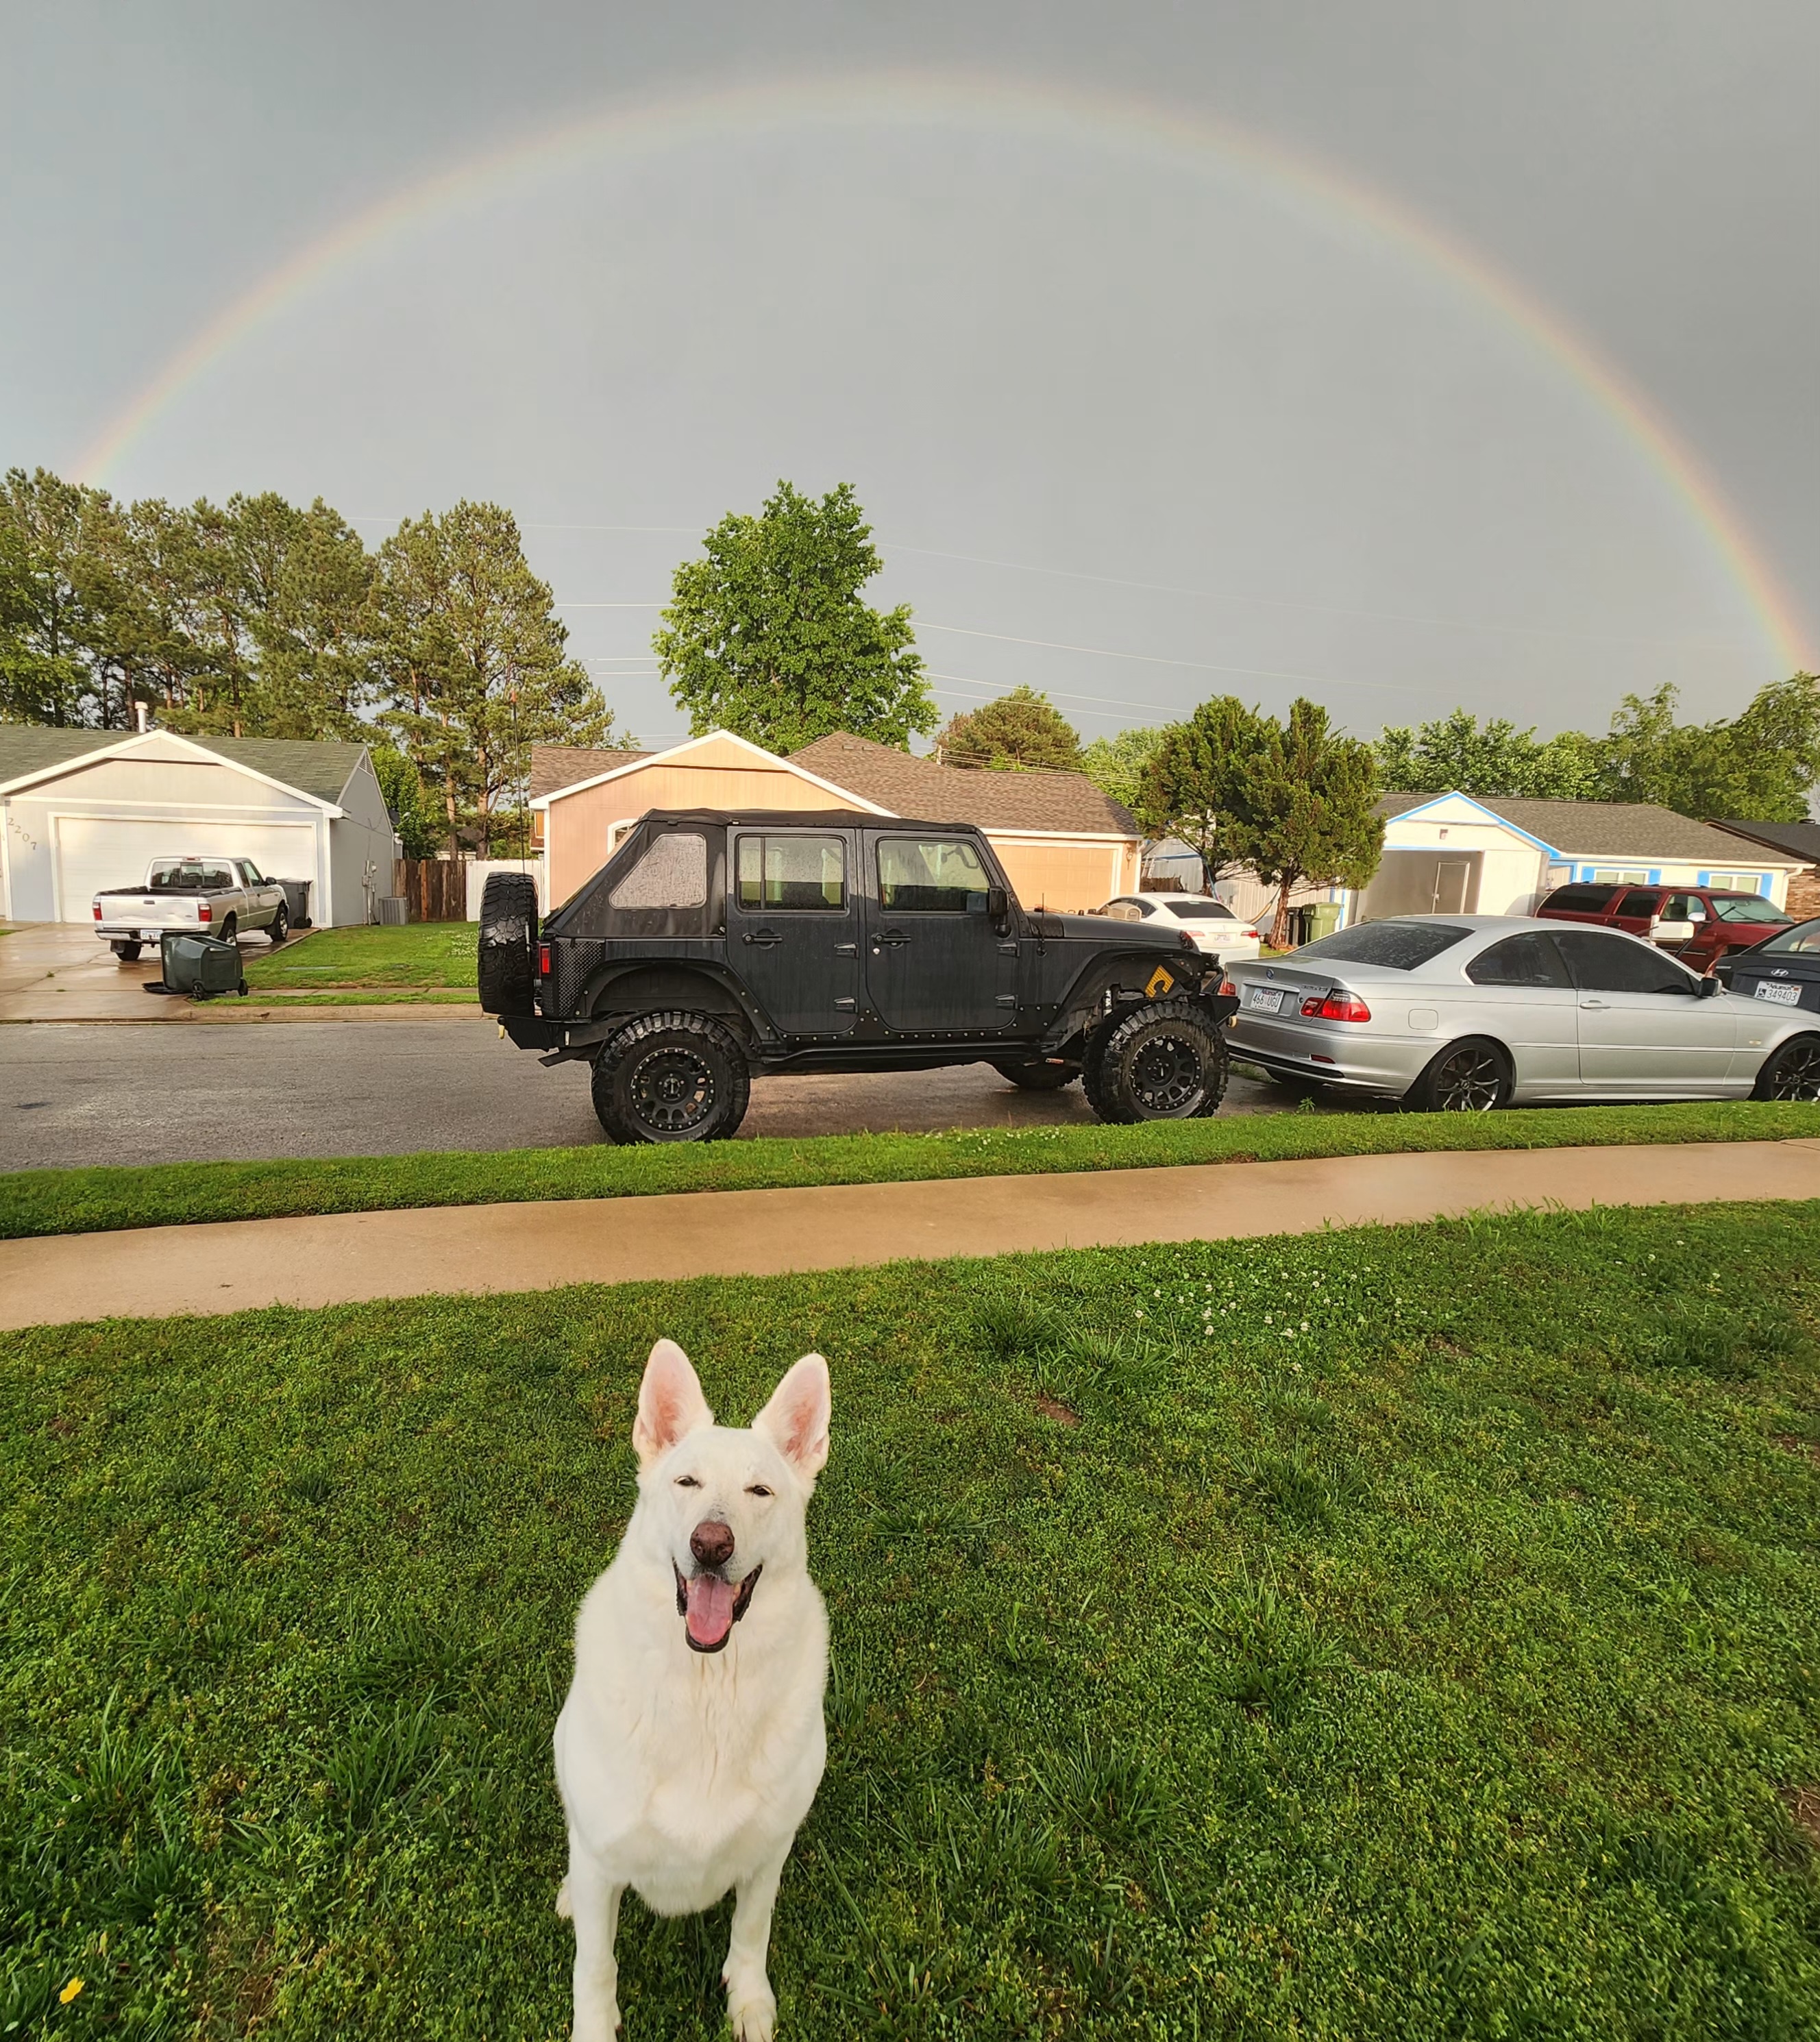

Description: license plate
[1244,986,1286,1013]
[1753,979,1802,1006]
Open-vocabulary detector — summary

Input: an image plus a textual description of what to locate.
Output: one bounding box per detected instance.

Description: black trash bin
[145,932,248,1000]
[275,878,313,928]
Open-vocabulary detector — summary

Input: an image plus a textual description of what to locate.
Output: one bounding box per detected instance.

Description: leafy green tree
[1597,676,1820,822]
[1079,726,1164,812]
[0,467,131,726]
[1133,697,1273,887]
[654,481,934,754]
[935,685,1081,770]
[1375,709,1601,800]
[374,502,626,855]
[1247,699,1384,949]
[369,743,443,858]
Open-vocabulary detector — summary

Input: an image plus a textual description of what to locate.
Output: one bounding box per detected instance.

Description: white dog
[554,1339,831,2041]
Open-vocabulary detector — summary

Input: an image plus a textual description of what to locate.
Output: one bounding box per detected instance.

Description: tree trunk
[1268,876,1297,952]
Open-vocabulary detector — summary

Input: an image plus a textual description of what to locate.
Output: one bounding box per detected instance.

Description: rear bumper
[1231,1013,1433,1094]
[97,922,192,942]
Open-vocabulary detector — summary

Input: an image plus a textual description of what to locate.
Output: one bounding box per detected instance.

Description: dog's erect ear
[633,1340,713,1467]
[754,1353,831,1484]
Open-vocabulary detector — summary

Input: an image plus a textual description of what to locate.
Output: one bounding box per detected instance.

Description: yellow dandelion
[60,1976,85,2004]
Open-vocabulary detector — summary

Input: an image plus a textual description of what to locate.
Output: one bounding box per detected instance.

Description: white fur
[554,1340,831,2041]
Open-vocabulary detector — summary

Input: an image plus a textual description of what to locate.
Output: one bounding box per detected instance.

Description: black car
[1716,915,1820,1019]
[480,809,1238,1142]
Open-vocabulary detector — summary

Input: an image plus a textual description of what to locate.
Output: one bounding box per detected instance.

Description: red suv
[1536,881,1793,972]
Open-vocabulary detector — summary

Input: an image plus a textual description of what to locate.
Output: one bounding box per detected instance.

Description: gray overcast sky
[3,1,1815,749]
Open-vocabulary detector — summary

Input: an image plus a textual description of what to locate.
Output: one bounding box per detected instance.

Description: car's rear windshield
[1290,921,1472,970]
[1163,901,1238,920]
[147,861,232,890]
[1758,918,1820,956]
[1710,894,1786,924]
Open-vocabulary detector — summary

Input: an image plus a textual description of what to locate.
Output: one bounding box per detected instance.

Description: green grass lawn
[241,923,478,993]
[3,1098,1816,1241]
[5,1201,1820,2036]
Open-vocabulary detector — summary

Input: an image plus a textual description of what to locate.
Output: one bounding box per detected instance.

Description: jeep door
[728,828,861,1035]
[863,833,1017,1031]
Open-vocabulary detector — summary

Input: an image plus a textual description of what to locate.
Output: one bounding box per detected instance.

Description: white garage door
[54,815,319,922]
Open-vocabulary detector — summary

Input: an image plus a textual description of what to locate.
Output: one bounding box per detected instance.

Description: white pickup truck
[93,856,290,961]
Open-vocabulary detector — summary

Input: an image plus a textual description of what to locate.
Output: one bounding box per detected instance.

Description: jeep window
[735,835,846,911]
[877,837,992,914]
[608,830,708,910]
[1294,922,1471,970]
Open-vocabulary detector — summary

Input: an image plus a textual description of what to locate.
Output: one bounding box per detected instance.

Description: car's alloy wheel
[1428,1044,1505,1112]
[593,1010,752,1144]
[1758,1037,1820,1103]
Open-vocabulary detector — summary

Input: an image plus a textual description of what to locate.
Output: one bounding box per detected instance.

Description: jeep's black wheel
[592,1011,752,1144]
[1754,1033,1820,1103]
[110,941,143,963]
[478,872,538,1016]
[992,1059,1079,1092]
[1405,1037,1510,1113]
[1087,998,1229,1124]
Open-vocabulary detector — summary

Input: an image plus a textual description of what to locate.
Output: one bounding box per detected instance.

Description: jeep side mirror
[987,885,1010,928]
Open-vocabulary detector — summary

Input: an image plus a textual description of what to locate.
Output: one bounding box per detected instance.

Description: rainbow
[75,68,1810,670]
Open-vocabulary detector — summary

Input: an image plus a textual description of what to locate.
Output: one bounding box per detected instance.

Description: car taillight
[93,902,102,920]
[1178,928,1197,950]
[1218,977,1237,998]
[1243,929,1260,941]
[538,944,551,977]
[197,902,210,922]
[1301,989,1370,1022]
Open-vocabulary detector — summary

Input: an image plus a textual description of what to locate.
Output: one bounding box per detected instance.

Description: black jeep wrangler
[480,810,1237,1143]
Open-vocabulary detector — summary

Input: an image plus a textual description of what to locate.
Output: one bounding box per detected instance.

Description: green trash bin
[147,931,248,1000]
[1304,901,1343,943]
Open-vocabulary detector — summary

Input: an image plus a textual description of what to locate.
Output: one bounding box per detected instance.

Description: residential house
[1705,819,1820,922]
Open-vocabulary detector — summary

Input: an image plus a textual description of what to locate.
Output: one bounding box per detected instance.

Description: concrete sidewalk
[5,1139,1817,1329]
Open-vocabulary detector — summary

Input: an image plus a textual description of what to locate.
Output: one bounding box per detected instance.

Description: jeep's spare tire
[477,871,539,1016]
[1084,996,1228,1124]
[591,1010,752,1144]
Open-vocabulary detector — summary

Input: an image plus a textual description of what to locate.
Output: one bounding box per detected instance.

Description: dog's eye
[746,1484,773,1499]
[674,1475,701,1489]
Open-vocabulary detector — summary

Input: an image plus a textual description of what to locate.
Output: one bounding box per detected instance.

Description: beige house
[530,729,1142,912]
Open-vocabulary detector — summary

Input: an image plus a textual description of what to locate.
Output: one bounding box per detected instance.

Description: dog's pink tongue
[686,1574,737,1648]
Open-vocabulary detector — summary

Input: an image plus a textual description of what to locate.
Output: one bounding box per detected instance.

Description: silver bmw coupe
[1226,915,1820,1111]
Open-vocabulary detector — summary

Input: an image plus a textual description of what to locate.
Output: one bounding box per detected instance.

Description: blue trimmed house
[1360,793,1809,922]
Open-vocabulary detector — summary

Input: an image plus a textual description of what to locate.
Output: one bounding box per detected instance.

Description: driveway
[0,1016,1318,1169]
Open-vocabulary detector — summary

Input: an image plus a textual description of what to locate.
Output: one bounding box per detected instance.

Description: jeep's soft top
[482,809,1236,1142]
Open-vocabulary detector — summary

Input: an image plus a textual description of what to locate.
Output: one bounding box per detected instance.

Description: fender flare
[581,958,773,1045]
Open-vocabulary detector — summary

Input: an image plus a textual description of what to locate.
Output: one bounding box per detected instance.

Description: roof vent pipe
[134,700,149,735]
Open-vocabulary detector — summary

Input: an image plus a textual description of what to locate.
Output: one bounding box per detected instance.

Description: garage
[0,728,400,928]
[52,815,319,922]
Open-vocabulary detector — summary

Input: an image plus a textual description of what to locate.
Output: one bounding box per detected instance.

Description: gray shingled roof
[1377,790,1806,863]
[791,732,1138,835]
[1706,818,1820,866]
[0,724,367,805]
[530,745,651,800]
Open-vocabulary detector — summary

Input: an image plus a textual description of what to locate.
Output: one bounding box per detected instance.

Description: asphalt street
[0,1019,1307,1169]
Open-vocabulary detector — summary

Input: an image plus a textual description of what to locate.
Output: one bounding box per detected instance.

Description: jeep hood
[1035,911,1180,947]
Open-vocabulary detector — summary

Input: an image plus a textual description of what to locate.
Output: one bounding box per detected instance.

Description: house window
[1586,868,1650,885]
[1704,872,1765,895]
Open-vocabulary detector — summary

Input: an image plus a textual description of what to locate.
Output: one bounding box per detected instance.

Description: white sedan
[1098,891,1263,961]
[1227,913,1820,1109]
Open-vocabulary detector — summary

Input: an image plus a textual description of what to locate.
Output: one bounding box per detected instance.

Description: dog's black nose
[690,1519,735,1569]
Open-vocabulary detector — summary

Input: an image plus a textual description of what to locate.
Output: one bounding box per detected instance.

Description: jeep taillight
[1301,989,1370,1022]
[538,944,551,977]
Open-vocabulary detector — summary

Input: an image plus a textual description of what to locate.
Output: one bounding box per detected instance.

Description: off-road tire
[591,1011,752,1144]
[477,871,539,1017]
[1753,1033,1820,1103]
[1085,996,1229,1124]
[267,902,289,946]
[110,941,143,963]
[1405,1036,1512,1113]
[992,1059,1080,1092]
